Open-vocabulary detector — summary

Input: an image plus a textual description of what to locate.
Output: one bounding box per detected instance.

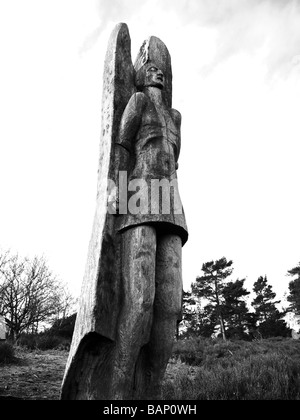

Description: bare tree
[0,250,10,315]
[0,249,10,274]
[57,285,77,320]
[0,251,74,340]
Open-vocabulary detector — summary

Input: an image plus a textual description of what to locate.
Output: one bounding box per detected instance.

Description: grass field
[0,337,300,400]
[0,346,67,400]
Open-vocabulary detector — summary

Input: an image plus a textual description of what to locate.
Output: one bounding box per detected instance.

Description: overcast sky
[0,0,299,303]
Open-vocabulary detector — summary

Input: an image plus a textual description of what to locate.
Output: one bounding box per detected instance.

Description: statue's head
[135,62,165,90]
[134,36,172,107]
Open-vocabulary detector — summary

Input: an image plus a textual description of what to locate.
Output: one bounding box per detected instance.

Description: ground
[0,347,181,400]
[1,339,300,400]
[0,347,68,400]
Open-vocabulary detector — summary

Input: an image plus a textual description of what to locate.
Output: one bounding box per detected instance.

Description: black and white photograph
[0,0,300,404]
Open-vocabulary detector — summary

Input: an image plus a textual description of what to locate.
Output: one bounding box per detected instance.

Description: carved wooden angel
[61,23,188,400]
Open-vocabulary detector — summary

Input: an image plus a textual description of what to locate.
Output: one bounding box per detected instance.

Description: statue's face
[144,64,164,89]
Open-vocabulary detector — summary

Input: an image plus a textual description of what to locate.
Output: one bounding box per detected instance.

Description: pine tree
[287,262,300,316]
[181,290,197,336]
[181,290,217,338]
[222,279,250,339]
[251,276,289,338]
[252,276,280,322]
[192,257,233,340]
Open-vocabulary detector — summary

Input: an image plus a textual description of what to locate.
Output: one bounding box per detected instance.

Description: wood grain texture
[61,22,135,400]
[61,23,187,400]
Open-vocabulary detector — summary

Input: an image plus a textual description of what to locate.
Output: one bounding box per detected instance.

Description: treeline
[0,250,76,341]
[182,257,300,340]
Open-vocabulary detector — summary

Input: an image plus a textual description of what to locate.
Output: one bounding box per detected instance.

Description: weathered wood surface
[61,23,135,400]
[0,316,7,340]
[61,22,188,400]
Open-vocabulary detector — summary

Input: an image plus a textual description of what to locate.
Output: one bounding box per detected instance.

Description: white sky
[0,0,300,304]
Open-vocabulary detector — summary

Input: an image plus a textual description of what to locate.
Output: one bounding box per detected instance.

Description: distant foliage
[258,318,291,338]
[251,276,290,338]
[191,257,234,340]
[182,260,291,341]
[17,334,37,350]
[181,291,217,338]
[287,263,300,316]
[36,335,64,351]
[222,279,250,339]
[49,313,76,339]
[0,342,15,363]
[252,275,280,320]
[17,333,70,351]
[16,313,76,351]
[0,251,76,341]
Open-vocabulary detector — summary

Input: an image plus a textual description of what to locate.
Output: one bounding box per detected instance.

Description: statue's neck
[143,86,164,106]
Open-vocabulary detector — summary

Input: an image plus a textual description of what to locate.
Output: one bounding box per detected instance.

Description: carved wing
[82,21,135,339]
[61,24,135,398]
[93,22,136,337]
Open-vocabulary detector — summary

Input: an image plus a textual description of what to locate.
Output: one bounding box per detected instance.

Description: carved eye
[148,66,157,72]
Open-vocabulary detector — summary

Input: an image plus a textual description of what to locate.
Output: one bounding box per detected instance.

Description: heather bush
[194,353,300,400]
[163,338,300,400]
[163,360,198,400]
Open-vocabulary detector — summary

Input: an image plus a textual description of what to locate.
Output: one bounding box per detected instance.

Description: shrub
[35,334,70,351]
[17,334,37,350]
[0,342,15,363]
[17,333,70,351]
[173,337,206,365]
[173,337,254,366]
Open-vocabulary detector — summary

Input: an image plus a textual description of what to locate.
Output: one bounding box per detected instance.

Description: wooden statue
[61,23,188,400]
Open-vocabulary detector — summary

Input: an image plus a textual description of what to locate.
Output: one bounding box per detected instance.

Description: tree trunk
[214,279,226,341]
[219,315,226,341]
